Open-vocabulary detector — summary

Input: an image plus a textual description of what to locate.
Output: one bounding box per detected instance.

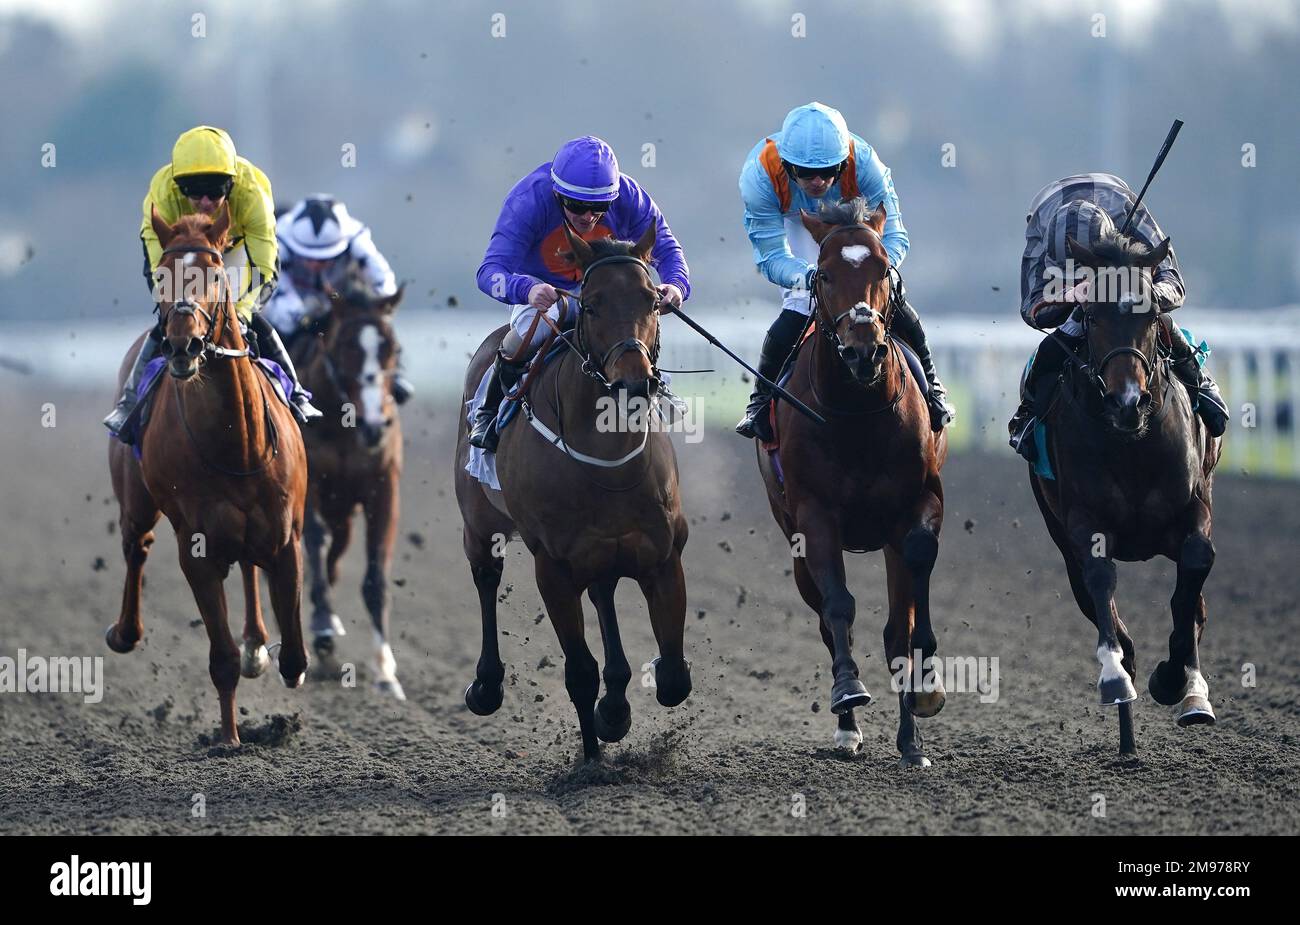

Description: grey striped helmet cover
[1046,200,1116,265]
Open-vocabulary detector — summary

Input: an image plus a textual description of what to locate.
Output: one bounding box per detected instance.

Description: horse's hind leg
[304,498,344,655]
[106,456,159,654]
[536,553,601,763]
[177,551,241,745]
[799,508,869,715]
[1150,496,1216,726]
[638,550,692,710]
[589,578,633,743]
[238,562,270,678]
[794,557,859,753]
[264,538,309,689]
[363,475,404,700]
[463,524,506,716]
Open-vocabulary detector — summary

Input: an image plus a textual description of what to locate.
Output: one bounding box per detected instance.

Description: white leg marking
[1097,644,1126,682]
[833,726,863,752]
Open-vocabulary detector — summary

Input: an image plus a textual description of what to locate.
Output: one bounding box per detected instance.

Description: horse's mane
[169,213,228,250]
[818,196,872,228]
[1088,231,1153,267]
[587,236,640,260]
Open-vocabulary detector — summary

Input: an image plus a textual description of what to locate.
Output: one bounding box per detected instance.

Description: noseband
[809,223,896,356]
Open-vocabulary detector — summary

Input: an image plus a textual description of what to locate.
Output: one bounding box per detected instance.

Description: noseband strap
[156,243,249,359]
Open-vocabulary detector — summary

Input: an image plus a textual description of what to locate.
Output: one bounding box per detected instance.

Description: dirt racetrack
[1,381,1297,836]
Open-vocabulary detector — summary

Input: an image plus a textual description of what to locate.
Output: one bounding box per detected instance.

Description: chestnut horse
[293,284,407,699]
[454,223,692,763]
[1029,232,1221,754]
[757,199,948,767]
[106,206,309,745]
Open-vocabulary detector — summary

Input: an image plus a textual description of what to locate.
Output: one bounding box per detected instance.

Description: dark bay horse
[107,206,309,745]
[454,222,692,763]
[293,284,407,699]
[757,199,948,767]
[1030,232,1221,755]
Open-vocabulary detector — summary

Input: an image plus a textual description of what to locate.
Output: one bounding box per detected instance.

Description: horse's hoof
[1147,661,1184,706]
[899,753,932,769]
[464,679,503,716]
[1177,695,1216,727]
[830,679,871,715]
[240,643,270,679]
[905,685,946,718]
[104,625,138,654]
[593,699,632,743]
[652,656,692,708]
[280,670,307,689]
[1098,675,1138,706]
[311,613,346,638]
[374,678,407,702]
[832,727,863,753]
[312,634,336,658]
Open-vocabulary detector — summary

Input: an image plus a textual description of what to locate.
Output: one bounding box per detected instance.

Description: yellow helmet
[171,126,237,178]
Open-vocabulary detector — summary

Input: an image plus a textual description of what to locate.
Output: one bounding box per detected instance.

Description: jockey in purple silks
[469,135,691,452]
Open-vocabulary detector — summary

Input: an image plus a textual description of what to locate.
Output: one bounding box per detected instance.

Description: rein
[157,242,278,477]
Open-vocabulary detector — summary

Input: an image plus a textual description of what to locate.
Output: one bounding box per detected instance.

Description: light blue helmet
[776,102,851,169]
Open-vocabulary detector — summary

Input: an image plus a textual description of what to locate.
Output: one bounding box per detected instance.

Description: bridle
[565,253,662,389]
[156,241,278,476]
[1069,292,1167,412]
[806,223,906,415]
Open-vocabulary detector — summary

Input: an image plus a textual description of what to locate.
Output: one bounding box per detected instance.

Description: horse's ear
[561,219,595,270]
[1066,235,1098,267]
[800,209,832,244]
[867,202,888,235]
[376,282,405,315]
[206,202,230,248]
[150,204,173,248]
[632,220,656,263]
[1140,237,1171,268]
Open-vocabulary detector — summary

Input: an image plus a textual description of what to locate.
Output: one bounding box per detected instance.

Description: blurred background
[2,0,1298,473]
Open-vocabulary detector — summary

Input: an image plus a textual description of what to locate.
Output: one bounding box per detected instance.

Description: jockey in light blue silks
[734,102,953,440]
[469,135,691,451]
[1007,174,1229,462]
[264,195,415,404]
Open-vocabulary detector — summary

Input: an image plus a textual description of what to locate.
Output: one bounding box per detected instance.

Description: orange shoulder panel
[759,138,792,213]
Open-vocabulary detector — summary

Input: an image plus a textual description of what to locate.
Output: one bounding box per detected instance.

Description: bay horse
[1029,232,1221,755]
[293,283,407,699]
[106,205,309,746]
[757,198,948,767]
[454,222,692,763]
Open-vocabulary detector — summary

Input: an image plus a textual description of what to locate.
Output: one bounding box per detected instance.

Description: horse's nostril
[872,344,888,363]
[160,340,175,358]
[1138,392,1152,408]
[185,337,203,357]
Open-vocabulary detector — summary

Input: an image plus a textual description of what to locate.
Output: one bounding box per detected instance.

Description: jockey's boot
[392,364,415,405]
[1008,398,1038,463]
[1171,355,1229,437]
[735,308,807,442]
[103,323,162,442]
[1008,330,1076,463]
[251,313,322,424]
[889,288,954,431]
[468,351,528,452]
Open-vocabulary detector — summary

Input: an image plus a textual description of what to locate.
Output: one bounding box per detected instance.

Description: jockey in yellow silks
[103,125,320,439]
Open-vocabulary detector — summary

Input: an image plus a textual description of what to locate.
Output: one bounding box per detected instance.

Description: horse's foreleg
[363,475,403,700]
[264,538,309,689]
[1151,497,1216,726]
[177,550,240,745]
[588,578,633,742]
[463,525,506,716]
[795,556,859,752]
[536,553,601,763]
[797,507,867,715]
[637,551,691,709]
[238,562,270,678]
[106,506,159,654]
[1065,511,1137,753]
[304,498,343,649]
[883,547,927,766]
[893,486,946,721]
